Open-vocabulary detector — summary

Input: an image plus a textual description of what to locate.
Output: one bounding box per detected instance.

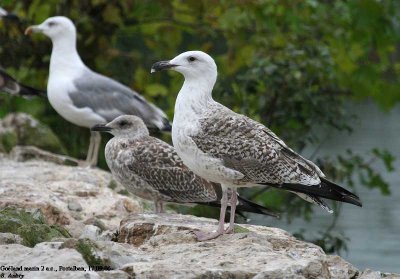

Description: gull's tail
[259,177,362,207]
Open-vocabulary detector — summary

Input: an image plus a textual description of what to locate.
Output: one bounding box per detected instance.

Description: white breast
[172,92,244,185]
[47,72,106,128]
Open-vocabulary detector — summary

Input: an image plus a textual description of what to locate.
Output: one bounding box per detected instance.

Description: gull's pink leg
[194,186,228,241]
[80,131,95,167]
[154,200,164,213]
[225,188,237,234]
[89,132,101,166]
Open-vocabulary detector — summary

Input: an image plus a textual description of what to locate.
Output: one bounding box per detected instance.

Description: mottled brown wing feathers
[191,105,320,185]
[124,137,218,202]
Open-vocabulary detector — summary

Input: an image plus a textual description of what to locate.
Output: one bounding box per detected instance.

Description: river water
[251,101,400,273]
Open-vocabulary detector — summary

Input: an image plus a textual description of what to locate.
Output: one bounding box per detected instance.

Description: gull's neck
[113,129,150,141]
[174,74,216,119]
[49,33,86,78]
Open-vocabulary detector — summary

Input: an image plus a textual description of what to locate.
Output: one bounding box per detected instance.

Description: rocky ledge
[0,146,399,279]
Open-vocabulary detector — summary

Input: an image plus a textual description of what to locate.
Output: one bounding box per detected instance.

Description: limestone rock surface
[116,213,355,278]
[0,147,399,279]
[0,151,143,238]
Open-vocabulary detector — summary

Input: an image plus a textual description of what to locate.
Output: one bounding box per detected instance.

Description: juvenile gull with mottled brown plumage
[151,50,362,241]
[91,115,278,217]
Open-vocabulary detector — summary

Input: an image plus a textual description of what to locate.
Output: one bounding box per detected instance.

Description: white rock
[0,153,143,237]
[115,213,352,278]
[68,200,83,212]
[0,233,23,245]
[0,243,99,278]
[359,269,400,279]
[79,225,101,241]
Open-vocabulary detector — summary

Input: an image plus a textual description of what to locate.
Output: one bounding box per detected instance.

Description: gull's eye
[47,21,57,27]
[119,120,128,127]
[188,56,196,62]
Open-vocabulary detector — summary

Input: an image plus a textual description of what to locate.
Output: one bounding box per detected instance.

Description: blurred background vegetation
[0,0,399,268]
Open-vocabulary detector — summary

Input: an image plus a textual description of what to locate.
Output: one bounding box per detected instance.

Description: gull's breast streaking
[24,16,171,166]
[151,50,362,241]
[91,115,278,217]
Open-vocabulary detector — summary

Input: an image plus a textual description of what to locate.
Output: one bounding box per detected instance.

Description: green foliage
[75,239,107,267]
[234,225,251,233]
[294,229,349,255]
[330,148,395,195]
[0,130,17,152]
[0,1,399,253]
[117,189,130,196]
[108,180,118,190]
[0,207,71,247]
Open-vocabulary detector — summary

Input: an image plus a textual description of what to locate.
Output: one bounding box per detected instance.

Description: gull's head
[151,51,217,81]
[91,115,149,138]
[25,16,76,41]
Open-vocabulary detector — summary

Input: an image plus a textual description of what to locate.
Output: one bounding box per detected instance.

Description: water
[251,101,400,273]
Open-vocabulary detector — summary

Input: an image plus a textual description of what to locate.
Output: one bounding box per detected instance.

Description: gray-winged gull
[24,16,171,166]
[151,50,362,240]
[1,9,42,98]
[0,68,45,98]
[0,7,18,20]
[91,115,278,217]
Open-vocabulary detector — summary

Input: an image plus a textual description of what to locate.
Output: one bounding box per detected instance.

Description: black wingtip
[0,68,46,98]
[257,178,362,208]
[161,120,172,132]
[196,196,279,218]
[237,196,280,218]
[320,177,363,207]
[18,85,47,98]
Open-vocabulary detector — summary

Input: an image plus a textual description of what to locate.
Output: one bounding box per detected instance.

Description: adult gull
[151,51,362,240]
[0,68,45,98]
[1,9,43,98]
[24,16,171,166]
[91,115,278,217]
[0,7,18,20]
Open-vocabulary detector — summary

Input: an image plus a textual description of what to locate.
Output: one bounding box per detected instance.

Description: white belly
[47,77,106,128]
[172,124,244,186]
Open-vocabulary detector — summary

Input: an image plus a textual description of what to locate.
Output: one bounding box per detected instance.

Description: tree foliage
[0,0,398,253]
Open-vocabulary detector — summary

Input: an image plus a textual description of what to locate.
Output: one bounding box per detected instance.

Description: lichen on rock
[0,207,71,247]
[0,112,66,154]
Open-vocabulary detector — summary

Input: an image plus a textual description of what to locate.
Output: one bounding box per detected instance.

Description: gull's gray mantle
[69,67,170,130]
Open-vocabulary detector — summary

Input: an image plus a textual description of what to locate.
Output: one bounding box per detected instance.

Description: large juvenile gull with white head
[91,115,277,217]
[24,16,171,166]
[152,51,362,240]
